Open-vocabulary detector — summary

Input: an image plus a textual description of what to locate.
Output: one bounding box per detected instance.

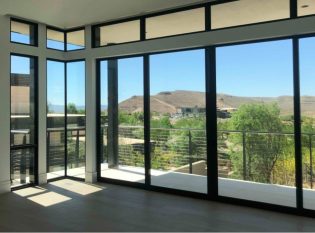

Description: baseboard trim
[85,171,97,183]
[0,180,11,193]
[38,173,47,185]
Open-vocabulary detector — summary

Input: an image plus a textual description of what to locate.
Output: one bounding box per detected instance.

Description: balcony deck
[47,163,315,210]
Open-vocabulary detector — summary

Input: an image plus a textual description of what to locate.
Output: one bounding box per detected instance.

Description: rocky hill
[119,90,315,116]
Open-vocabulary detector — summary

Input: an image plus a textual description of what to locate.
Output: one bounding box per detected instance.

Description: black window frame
[92,17,142,48]
[46,26,86,52]
[91,0,314,48]
[66,27,86,52]
[46,58,86,182]
[144,5,207,40]
[46,26,66,51]
[10,18,38,47]
[10,53,39,190]
[95,30,315,218]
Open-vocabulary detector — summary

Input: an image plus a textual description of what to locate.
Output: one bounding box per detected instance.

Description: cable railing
[10,129,35,186]
[100,125,315,188]
[46,126,86,172]
[10,126,87,184]
[10,125,315,189]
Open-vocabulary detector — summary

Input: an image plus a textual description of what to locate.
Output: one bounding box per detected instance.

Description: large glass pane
[300,37,315,210]
[10,55,36,187]
[11,20,37,45]
[66,61,86,178]
[211,0,290,29]
[95,20,140,47]
[216,40,295,207]
[67,30,85,51]
[47,60,65,179]
[146,8,205,39]
[100,57,144,183]
[47,28,65,51]
[149,50,206,193]
[298,0,315,16]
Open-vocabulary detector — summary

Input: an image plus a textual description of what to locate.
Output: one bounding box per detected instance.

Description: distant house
[217,107,237,119]
[175,106,206,117]
[11,73,31,115]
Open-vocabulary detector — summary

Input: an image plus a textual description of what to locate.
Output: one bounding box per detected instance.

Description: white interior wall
[0,11,315,192]
[0,15,11,193]
[0,16,65,192]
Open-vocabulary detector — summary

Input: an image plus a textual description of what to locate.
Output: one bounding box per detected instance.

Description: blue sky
[11,32,315,108]
[13,32,83,51]
[47,60,65,111]
[101,50,205,106]
[11,56,30,74]
[12,32,86,109]
[46,60,85,108]
[216,39,295,98]
[300,37,315,96]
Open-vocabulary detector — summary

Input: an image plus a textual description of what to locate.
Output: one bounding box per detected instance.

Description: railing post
[29,147,34,183]
[107,59,119,168]
[100,126,104,162]
[189,130,193,174]
[20,134,27,184]
[10,132,13,184]
[310,134,313,189]
[46,131,50,173]
[75,129,80,167]
[243,131,246,180]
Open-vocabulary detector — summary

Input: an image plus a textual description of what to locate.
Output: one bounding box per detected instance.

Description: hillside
[119,90,315,117]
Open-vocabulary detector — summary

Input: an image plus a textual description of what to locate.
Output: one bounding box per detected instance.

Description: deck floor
[46,164,315,209]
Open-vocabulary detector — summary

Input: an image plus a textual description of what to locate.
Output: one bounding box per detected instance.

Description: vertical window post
[107,60,119,168]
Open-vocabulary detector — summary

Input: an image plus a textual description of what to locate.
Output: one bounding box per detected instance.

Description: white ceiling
[0,0,210,29]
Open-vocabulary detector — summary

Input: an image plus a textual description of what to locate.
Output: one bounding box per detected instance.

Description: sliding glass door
[149,50,206,193]
[99,57,144,183]
[216,40,296,207]
[96,38,315,213]
[300,37,315,210]
[98,51,207,191]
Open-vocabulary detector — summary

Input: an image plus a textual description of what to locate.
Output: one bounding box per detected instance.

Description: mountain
[119,90,315,116]
[120,91,205,114]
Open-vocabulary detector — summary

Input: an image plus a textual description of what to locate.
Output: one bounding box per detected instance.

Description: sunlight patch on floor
[50,179,103,195]
[27,191,71,207]
[13,187,46,197]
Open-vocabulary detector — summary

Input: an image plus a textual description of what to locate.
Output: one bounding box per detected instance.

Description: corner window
[47,28,65,51]
[66,29,85,51]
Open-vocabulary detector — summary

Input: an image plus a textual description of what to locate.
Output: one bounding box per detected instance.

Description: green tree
[119,111,143,126]
[67,103,78,114]
[170,117,206,162]
[47,102,53,114]
[229,103,287,183]
[151,116,172,142]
